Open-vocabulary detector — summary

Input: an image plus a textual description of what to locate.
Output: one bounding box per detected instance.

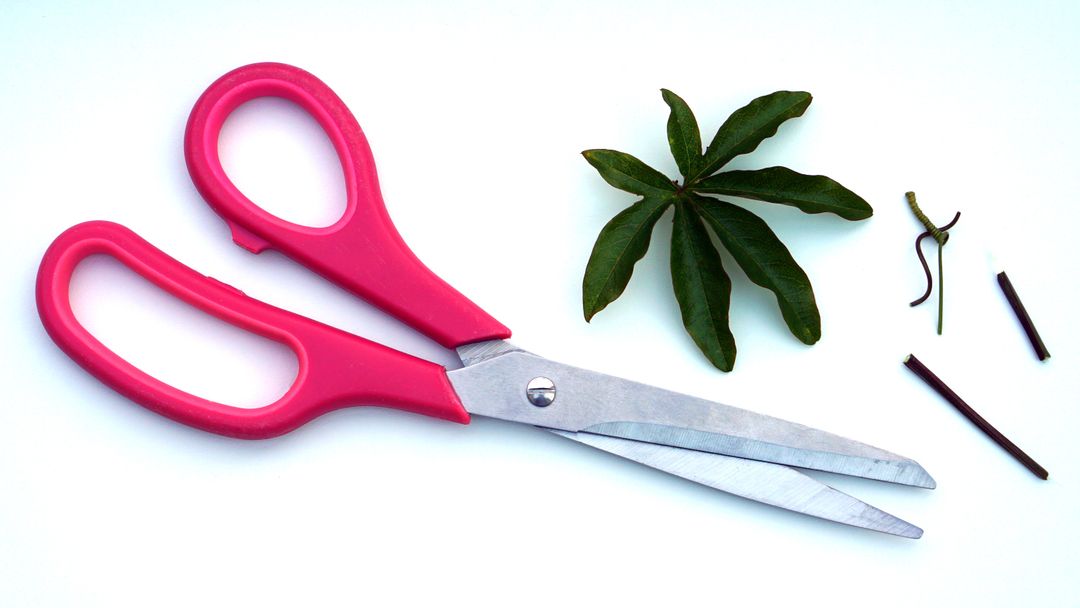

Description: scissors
[36,62,934,538]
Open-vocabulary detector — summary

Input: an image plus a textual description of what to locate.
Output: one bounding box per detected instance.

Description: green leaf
[695,91,812,181]
[581,88,867,370]
[583,194,675,321]
[694,167,873,220]
[691,194,820,344]
[670,199,736,371]
[582,149,677,197]
[661,89,703,179]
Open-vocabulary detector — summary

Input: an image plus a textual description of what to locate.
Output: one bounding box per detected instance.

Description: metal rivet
[526,377,556,407]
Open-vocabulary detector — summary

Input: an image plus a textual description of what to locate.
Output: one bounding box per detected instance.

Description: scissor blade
[451,343,934,488]
[549,429,923,538]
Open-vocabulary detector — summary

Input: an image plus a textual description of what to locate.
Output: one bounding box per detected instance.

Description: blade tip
[896,462,936,489]
[916,468,937,490]
[903,526,924,540]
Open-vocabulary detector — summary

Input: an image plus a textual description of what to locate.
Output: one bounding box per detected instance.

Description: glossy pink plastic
[185,62,510,349]
[36,221,471,439]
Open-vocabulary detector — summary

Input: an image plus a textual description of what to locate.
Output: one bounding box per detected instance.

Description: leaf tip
[712,358,735,373]
[846,198,874,221]
[797,326,821,345]
[699,343,736,371]
[582,290,606,323]
[773,90,813,115]
[660,88,687,108]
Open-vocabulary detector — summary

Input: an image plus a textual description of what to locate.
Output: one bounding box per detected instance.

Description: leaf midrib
[695,101,805,182]
[588,199,671,314]
[679,206,724,343]
[618,167,672,195]
[694,199,808,321]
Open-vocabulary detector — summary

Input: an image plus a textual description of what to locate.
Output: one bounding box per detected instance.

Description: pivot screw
[526,377,556,407]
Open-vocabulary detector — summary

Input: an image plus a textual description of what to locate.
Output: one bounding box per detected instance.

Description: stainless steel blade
[549,429,923,538]
[452,341,935,488]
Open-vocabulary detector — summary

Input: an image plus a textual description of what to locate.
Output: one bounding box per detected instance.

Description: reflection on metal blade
[551,429,923,539]
[582,422,936,488]
[450,345,935,488]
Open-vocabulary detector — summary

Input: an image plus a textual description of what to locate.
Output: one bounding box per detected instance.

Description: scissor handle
[184,62,510,349]
[36,221,471,439]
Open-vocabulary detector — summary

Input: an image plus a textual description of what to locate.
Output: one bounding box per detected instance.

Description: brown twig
[903,354,1048,480]
[996,271,1051,361]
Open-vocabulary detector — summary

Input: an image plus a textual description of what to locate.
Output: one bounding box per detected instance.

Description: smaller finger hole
[218,97,347,229]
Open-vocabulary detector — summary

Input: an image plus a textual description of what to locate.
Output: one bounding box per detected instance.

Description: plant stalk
[936,242,944,335]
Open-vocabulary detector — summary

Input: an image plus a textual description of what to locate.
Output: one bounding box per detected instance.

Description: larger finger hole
[70,256,299,409]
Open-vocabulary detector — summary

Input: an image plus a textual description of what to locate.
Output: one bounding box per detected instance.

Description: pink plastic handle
[184,62,510,349]
[36,221,471,439]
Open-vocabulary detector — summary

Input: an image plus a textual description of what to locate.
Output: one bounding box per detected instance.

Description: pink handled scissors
[36,63,934,537]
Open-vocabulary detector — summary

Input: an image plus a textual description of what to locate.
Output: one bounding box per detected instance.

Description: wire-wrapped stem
[906,192,959,335]
[907,192,949,246]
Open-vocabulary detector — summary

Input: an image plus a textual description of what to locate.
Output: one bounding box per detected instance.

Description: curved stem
[910,212,961,310]
[910,232,934,307]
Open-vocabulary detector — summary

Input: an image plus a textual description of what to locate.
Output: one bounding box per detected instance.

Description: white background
[2,1,1078,606]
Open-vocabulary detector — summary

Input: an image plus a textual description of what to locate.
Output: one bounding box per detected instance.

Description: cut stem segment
[903,354,1049,480]
[996,271,1051,361]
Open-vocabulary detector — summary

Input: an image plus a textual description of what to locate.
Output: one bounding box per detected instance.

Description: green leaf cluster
[582,90,872,371]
